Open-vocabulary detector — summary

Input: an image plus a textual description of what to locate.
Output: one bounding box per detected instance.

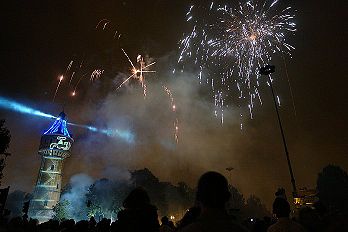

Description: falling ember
[68,71,75,85]
[163,85,179,143]
[95,19,110,30]
[163,85,175,110]
[71,73,86,98]
[65,60,73,74]
[174,119,179,144]
[53,75,64,102]
[90,69,104,82]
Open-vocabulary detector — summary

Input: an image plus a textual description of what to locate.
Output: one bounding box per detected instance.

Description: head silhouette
[123,187,150,209]
[161,216,169,225]
[196,171,231,209]
[272,197,290,218]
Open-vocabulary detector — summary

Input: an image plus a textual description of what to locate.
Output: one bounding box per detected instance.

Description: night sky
[0,0,347,208]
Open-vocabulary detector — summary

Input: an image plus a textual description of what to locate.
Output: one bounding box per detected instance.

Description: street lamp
[260,65,297,197]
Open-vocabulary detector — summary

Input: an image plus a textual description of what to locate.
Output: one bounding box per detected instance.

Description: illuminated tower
[29,112,73,222]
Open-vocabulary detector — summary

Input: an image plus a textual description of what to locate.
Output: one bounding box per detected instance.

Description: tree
[243,195,271,219]
[225,185,246,222]
[53,199,70,220]
[176,182,195,209]
[130,168,168,216]
[86,178,130,219]
[228,184,245,211]
[0,120,11,184]
[5,190,32,218]
[317,164,348,213]
[0,120,10,154]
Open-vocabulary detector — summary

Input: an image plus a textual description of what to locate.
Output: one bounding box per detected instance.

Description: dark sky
[0,0,347,208]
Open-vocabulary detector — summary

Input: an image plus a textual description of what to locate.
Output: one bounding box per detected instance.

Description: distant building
[29,112,74,222]
[294,187,318,208]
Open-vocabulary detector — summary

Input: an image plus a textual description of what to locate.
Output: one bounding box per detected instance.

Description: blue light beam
[0,96,56,119]
[0,96,134,143]
[69,123,135,143]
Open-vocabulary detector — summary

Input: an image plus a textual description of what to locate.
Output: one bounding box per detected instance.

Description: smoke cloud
[60,173,93,220]
[2,52,327,210]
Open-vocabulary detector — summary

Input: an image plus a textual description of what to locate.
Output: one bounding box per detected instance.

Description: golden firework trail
[53,75,64,102]
[90,69,104,82]
[68,71,75,85]
[163,85,179,143]
[95,19,110,30]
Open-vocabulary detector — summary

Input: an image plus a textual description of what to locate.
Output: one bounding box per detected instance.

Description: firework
[96,19,122,39]
[71,72,88,97]
[90,69,104,82]
[174,119,179,144]
[65,60,73,74]
[163,85,176,112]
[178,0,296,122]
[95,19,110,30]
[163,85,179,143]
[68,71,75,85]
[117,48,156,97]
[53,75,64,102]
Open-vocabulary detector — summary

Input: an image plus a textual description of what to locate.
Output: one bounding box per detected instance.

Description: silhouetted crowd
[0,171,347,232]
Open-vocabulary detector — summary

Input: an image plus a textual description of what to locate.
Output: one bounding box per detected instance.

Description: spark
[163,86,176,112]
[117,48,156,97]
[90,69,104,82]
[113,31,122,39]
[68,71,75,85]
[53,75,64,102]
[178,0,296,121]
[71,73,86,98]
[174,119,179,144]
[96,19,121,40]
[66,60,73,74]
[163,85,179,143]
[95,19,110,30]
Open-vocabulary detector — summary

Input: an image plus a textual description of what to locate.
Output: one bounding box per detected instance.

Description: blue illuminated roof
[44,112,71,137]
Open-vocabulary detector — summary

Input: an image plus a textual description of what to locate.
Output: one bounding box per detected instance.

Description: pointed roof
[43,111,71,137]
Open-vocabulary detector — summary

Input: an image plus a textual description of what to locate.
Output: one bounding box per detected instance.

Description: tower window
[50,165,54,171]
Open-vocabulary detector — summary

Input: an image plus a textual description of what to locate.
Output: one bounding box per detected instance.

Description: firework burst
[117,48,156,97]
[178,0,296,122]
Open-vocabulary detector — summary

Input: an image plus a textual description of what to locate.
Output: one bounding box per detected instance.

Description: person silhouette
[267,197,305,232]
[112,187,160,232]
[160,216,174,232]
[179,171,246,232]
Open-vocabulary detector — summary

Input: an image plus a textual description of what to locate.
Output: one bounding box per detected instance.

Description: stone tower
[29,112,73,222]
